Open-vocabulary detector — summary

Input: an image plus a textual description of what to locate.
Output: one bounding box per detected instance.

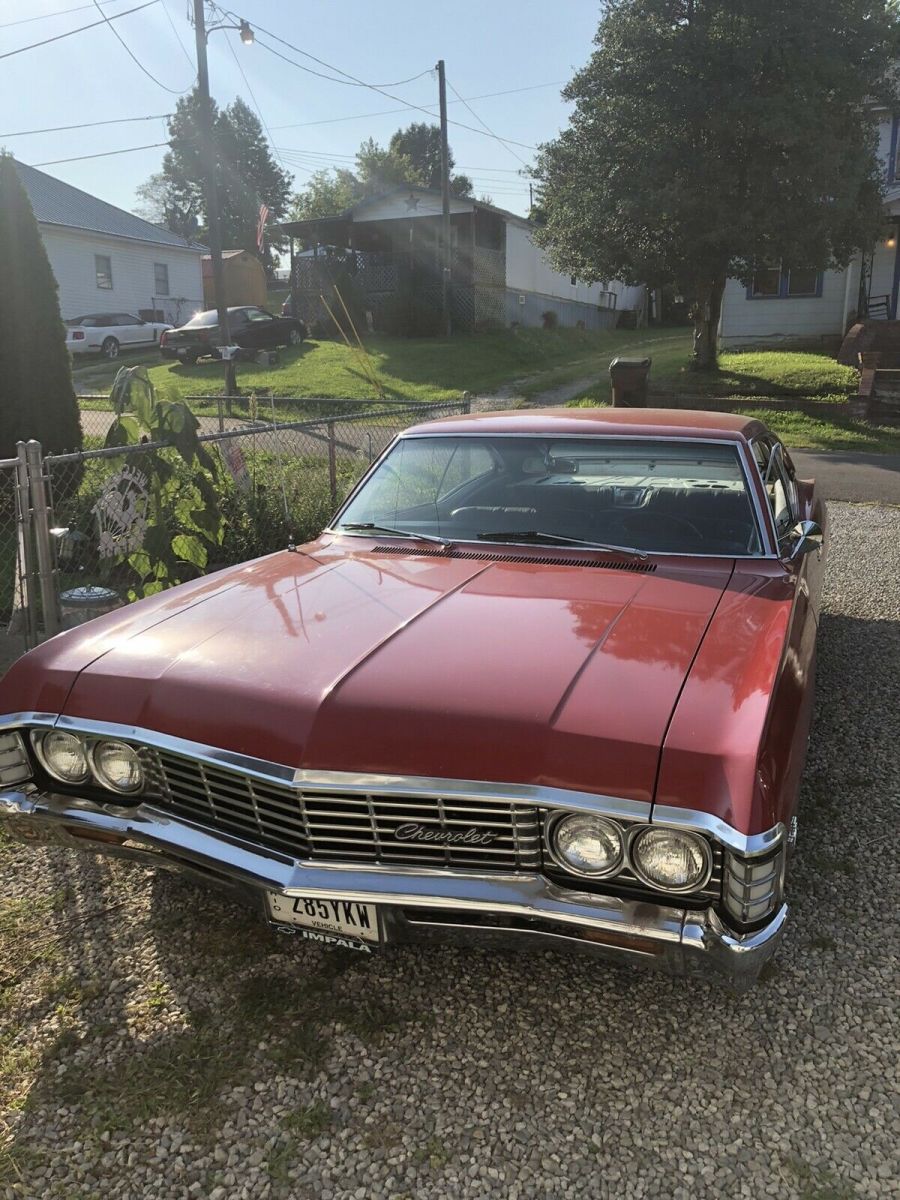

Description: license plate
[266,893,380,948]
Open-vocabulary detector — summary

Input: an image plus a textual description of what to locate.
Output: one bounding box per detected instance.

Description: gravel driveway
[1,502,897,1200]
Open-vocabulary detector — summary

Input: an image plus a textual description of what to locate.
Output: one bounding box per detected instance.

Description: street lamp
[190,2,255,396]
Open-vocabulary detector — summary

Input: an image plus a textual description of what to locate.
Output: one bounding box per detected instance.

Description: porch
[278,204,507,335]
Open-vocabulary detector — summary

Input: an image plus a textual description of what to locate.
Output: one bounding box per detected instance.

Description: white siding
[41,226,204,325]
[354,194,474,221]
[718,268,851,348]
[504,223,644,310]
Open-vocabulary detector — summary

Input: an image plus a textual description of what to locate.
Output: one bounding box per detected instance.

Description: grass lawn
[731,407,900,453]
[74,327,685,408]
[567,397,899,453]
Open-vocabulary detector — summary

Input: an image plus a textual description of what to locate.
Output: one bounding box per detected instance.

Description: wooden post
[437,59,452,337]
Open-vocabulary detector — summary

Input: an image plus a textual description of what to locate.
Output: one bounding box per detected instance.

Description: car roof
[402,407,768,443]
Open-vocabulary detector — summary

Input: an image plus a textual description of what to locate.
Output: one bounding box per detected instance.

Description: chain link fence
[13,399,468,645]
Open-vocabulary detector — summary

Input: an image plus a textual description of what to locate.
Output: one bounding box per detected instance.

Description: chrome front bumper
[0,789,786,990]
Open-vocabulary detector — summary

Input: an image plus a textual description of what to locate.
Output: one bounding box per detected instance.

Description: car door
[242,307,280,348]
[114,314,145,346]
[752,436,820,826]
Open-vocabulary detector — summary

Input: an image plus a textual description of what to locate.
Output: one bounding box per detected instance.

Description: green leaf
[172,533,208,569]
[104,414,141,448]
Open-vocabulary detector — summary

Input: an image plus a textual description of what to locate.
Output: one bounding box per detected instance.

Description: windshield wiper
[477,530,648,559]
[338,522,453,548]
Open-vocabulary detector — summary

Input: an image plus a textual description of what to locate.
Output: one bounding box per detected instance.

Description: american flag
[256,203,269,252]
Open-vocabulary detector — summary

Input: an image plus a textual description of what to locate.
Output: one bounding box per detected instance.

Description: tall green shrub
[0,154,83,457]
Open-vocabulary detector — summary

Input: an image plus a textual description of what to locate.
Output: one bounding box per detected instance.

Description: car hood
[9,545,734,805]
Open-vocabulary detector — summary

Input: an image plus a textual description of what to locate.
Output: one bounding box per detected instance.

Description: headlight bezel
[32,729,91,785]
[89,739,145,795]
[629,826,713,895]
[546,811,626,879]
[30,729,145,797]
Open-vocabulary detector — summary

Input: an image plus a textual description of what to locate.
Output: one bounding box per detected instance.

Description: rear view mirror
[788,520,823,560]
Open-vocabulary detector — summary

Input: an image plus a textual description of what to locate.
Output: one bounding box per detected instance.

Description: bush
[541,309,559,330]
[0,155,83,480]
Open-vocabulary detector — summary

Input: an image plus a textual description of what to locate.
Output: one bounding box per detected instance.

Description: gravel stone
[0,501,897,1200]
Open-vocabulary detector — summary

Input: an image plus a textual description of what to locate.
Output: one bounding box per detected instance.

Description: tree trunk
[690,275,726,371]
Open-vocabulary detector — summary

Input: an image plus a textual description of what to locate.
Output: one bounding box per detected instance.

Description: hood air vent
[372,545,657,573]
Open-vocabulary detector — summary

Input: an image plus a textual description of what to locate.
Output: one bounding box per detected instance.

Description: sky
[0,0,603,221]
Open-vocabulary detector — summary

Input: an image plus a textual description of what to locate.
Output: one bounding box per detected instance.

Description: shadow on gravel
[3,608,896,1196]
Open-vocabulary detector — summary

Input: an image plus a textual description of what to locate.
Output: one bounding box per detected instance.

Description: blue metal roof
[14,159,205,251]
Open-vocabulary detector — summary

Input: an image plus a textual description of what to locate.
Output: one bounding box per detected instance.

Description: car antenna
[268,390,291,527]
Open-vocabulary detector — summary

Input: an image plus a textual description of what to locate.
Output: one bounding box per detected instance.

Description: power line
[89,0,193,94]
[0,0,158,60]
[248,25,537,151]
[31,141,169,167]
[222,27,287,172]
[0,113,173,138]
[159,0,194,69]
[269,81,565,132]
[0,1,134,30]
[446,77,530,170]
[213,4,432,90]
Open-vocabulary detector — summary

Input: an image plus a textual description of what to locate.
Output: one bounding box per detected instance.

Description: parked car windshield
[184,310,219,327]
[336,435,763,556]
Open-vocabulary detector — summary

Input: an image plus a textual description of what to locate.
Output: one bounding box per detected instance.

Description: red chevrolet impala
[0,409,826,988]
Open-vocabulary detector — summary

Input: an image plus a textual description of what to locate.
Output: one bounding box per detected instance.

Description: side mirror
[788,520,823,561]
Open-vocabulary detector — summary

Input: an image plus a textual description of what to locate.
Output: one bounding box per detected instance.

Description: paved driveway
[0,502,897,1199]
[792,450,900,504]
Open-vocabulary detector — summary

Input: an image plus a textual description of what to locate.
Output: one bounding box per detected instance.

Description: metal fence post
[24,440,61,638]
[327,421,338,506]
[216,396,225,433]
[14,443,39,648]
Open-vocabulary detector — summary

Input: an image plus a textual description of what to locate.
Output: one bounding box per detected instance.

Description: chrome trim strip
[651,806,785,858]
[1,713,784,857]
[6,712,654,823]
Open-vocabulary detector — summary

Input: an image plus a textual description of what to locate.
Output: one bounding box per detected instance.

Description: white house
[14,160,205,327]
[718,112,900,348]
[280,188,646,332]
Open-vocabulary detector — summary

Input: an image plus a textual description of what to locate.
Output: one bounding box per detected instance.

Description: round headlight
[631,827,710,892]
[90,740,144,794]
[551,813,624,877]
[36,730,89,784]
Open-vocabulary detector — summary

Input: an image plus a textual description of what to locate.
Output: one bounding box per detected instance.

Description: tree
[289,168,360,221]
[134,172,199,241]
[355,136,423,195]
[289,124,473,221]
[533,0,900,368]
[389,123,473,197]
[144,90,292,271]
[0,154,82,459]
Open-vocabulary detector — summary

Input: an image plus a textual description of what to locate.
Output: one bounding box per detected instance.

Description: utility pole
[436,59,452,338]
[192,0,236,395]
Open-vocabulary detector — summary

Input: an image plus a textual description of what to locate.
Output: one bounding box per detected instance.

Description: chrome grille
[143,750,541,871]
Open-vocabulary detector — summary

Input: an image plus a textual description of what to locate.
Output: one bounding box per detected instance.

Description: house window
[154,263,170,296]
[95,254,113,290]
[570,274,578,286]
[749,264,821,299]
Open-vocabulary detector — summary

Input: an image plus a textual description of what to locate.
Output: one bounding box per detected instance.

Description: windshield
[336,435,763,556]
[185,311,219,327]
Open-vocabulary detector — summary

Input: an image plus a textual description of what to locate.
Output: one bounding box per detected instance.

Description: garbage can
[59,586,123,630]
[609,357,652,407]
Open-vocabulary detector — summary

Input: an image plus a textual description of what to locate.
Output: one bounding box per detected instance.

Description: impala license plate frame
[266,892,381,952]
